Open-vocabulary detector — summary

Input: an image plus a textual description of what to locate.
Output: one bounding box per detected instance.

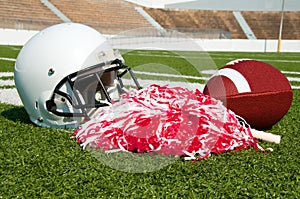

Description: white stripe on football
[212,68,251,93]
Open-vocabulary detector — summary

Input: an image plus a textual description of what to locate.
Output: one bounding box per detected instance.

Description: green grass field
[0,45,299,198]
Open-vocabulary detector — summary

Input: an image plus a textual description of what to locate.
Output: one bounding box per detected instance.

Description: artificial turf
[0,45,299,198]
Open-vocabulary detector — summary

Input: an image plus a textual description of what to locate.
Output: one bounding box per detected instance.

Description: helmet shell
[14,23,116,128]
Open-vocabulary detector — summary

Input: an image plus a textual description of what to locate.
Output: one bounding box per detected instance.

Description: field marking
[2,70,300,83]
[2,54,300,64]
[0,88,22,106]
[282,71,300,75]
[0,79,14,86]
[0,72,14,77]
[287,77,300,82]
[126,52,300,63]
[202,70,300,76]
[292,85,300,89]
[0,68,299,106]
[134,71,210,81]
[135,70,300,83]
[122,79,204,91]
[0,72,15,77]
[0,57,16,61]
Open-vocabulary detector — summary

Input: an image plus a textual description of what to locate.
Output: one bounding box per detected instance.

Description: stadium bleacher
[49,0,153,34]
[242,11,300,40]
[0,0,61,30]
[0,0,299,39]
[143,8,246,39]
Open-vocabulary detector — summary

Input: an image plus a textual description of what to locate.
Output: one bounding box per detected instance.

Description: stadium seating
[0,0,61,30]
[242,11,300,39]
[49,0,153,34]
[144,8,246,39]
[144,8,300,39]
[0,0,299,40]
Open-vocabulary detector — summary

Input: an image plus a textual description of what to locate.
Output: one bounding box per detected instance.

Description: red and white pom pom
[73,84,263,161]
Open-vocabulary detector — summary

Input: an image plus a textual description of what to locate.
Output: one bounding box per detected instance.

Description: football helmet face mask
[14,23,141,128]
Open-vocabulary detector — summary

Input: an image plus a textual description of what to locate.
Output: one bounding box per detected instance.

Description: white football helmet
[14,23,141,128]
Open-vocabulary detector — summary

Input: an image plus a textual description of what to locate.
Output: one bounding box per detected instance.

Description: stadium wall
[1,28,300,52]
[0,29,39,46]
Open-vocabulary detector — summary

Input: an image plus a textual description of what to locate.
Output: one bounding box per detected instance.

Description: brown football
[203,59,293,130]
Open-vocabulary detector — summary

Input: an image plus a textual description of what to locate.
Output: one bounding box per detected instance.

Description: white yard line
[126,52,300,63]
[282,71,300,75]
[134,71,210,81]
[201,70,300,76]
[0,72,14,77]
[0,57,16,61]
[0,79,14,86]
[0,88,22,106]
[122,79,205,91]
[0,69,299,106]
[201,70,217,75]
[292,85,300,89]
[288,77,300,82]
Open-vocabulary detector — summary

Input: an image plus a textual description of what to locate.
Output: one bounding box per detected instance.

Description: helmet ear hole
[46,100,57,112]
[35,101,38,109]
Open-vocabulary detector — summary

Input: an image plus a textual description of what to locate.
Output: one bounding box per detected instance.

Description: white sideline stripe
[0,88,22,106]
[282,71,300,75]
[212,68,252,93]
[134,71,210,81]
[0,69,299,106]
[202,69,300,76]
[1,71,300,83]
[1,80,298,107]
[122,79,205,91]
[288,77,300,82]
[201,70,217,75]
[126,53,300,63]
[0,72,14,77]
[0,79,14,86]
[0,67,298,78]
[292,85,300,89]
[0,80,204,106]
[0,57,16,61]
[1,54,300,64]
[261,59,300,63]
